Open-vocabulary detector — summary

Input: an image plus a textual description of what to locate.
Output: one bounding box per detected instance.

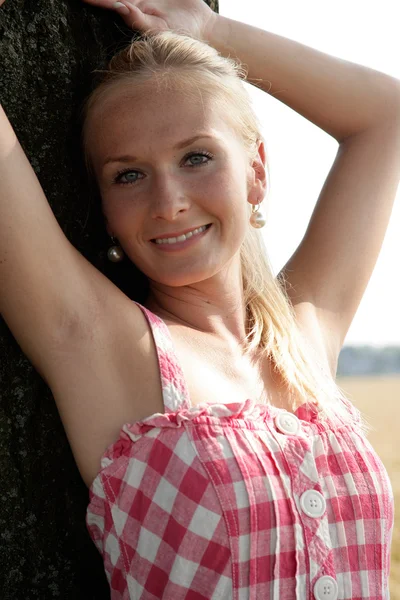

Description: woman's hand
[0,0,7,7]
[82,0,217,41]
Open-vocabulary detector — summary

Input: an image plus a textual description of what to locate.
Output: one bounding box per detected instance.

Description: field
[337,376,400,599]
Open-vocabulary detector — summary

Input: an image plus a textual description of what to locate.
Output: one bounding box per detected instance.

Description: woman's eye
[113,151,214,186]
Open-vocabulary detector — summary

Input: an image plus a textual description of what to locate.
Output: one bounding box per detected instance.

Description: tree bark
[0,1,218,597]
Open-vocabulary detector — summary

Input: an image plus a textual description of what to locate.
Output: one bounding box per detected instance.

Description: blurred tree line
[338,346,400,376]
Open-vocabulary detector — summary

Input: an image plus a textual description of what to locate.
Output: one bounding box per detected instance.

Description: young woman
[1,0,399,597]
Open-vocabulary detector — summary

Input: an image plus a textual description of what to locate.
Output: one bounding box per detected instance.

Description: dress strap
[133,301,191,413]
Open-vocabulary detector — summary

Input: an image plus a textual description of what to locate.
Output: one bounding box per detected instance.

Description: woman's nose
[149,178,191,220]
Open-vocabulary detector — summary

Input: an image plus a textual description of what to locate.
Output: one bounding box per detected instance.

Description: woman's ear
[248,139,268,201]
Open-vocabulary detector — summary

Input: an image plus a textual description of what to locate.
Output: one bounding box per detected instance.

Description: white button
[313,576,338,600]
[300,490,326,518]
[275,412,300,435]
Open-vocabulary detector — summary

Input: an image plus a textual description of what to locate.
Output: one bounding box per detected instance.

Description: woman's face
[87,83,266,287]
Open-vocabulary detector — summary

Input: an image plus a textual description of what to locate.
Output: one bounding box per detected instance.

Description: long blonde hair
[80,29,369,434]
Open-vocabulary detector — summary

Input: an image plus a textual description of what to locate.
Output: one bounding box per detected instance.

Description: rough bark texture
[0,1,219,597]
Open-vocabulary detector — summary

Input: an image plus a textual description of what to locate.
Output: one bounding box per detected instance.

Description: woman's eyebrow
[101,134,216,170]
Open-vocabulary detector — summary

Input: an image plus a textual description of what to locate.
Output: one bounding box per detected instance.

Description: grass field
[337,376,400,599]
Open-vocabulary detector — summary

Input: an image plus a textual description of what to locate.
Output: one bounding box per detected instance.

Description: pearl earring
[250,203,266,229]
[107,236,125,262]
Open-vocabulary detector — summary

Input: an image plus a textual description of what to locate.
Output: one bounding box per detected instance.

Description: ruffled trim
[102,398,322,461]
[130,397,328,431]
[124,397,275,438]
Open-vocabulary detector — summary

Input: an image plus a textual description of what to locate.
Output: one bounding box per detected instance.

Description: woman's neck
[145,265,249,349]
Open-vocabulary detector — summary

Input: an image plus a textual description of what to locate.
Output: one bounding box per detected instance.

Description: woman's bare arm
[0,104,104,382]
[206,14,400,371]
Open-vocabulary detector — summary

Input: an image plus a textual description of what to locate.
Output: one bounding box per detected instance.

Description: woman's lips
[151,223,210,241]
[151,224,212,252]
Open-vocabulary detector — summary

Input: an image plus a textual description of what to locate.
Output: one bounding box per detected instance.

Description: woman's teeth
[154,224,209,245]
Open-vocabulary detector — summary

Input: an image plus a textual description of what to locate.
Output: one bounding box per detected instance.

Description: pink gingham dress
[86,301,394,599]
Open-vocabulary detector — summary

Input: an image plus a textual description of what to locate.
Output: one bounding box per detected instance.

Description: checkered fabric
[86,301,394,599]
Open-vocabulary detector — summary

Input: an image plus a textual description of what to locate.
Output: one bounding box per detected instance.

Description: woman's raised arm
[0,104,106,383]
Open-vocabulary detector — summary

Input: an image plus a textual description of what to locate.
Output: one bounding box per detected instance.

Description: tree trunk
[0,1,219,597]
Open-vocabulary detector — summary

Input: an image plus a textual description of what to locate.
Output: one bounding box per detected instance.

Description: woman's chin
[146,261,221,288]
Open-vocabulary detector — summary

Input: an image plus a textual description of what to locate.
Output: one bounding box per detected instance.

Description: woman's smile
[150,223,212,252]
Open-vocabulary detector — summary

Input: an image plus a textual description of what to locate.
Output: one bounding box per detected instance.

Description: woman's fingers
[82,0,125,10]
[81,0,146,31]
[81,0,178,35]
[114,2,130,15]
[112,2,169,34]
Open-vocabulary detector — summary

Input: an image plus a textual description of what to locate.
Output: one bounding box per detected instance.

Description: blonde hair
[80,29,370,434]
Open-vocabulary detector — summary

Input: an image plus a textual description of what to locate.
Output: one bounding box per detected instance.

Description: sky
[220,0,400,347]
